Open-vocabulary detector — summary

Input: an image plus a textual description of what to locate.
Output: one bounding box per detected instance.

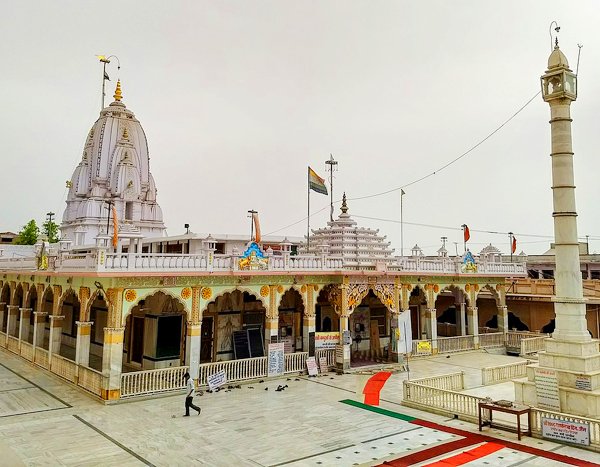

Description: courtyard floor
[0,348,599,466]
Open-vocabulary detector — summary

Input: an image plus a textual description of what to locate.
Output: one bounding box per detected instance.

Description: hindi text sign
[306,356,318,376]
[268,342,285,377]
[535,368,561,411]
[542,417,590,446]
[207,370,227,391]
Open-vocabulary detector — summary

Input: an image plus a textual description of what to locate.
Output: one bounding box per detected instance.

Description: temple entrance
[25,285,37,343]
[123,291,187,371]
[200,316,213,363]
[0,283,10,333]
[88,293,108,370]
[58,289,80,361]
[350,291,389,366]
[11,284,23,337]
[278,289,305,352]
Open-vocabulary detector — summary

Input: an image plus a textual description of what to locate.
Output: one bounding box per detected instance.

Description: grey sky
[2,1,600,255]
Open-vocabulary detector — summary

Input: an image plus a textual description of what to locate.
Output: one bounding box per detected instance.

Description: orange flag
[252,212,261,243]
[463,224,470,243]
[112,205,118,248]
[512,235,517,254]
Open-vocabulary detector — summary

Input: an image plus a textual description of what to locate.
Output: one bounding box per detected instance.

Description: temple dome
[61,81,166,246]
[300,193,395,268]
[548,45,570,70]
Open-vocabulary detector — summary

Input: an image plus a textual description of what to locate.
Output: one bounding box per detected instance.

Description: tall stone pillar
[185,322,201,380]
[102,327,125,400]
[418,305,428,339]
[467,306,479,348]
[337,284,351,370]
[19,308,32,343]
[265,317,278,350]
[32,312,47,348]
[496,305,509,334]
[75,321,93,367]
[48,315,64,355]
[7,305,19,337]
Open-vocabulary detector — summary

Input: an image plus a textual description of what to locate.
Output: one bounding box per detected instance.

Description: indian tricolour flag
[308,167,328,195]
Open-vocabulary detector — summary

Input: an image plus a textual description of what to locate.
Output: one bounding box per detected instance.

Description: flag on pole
[463,224,470,243]
[308,167,328,195]
[104,71,110,81]
[112,205,118,248]
[401,189,405,196]
[252,212,261,243]
[512,235,517,254]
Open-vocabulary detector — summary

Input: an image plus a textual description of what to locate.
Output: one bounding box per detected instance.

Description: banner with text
[268,342,285,377]
[315,332,339,350]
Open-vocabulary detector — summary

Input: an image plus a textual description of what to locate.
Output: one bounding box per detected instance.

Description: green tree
[43,219,60,243]
[15,219,40,245]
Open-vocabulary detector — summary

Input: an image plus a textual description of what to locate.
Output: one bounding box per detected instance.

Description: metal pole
[325,155,337,222]
[248,210,257,242]
[400,190,405,257]
[307,167,310,249]
[509,232,514,262]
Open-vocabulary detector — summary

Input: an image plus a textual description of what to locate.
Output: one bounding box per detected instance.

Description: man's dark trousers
[186,396,200,416]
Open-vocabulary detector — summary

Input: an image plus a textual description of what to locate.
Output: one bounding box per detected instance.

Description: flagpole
[307,167,311,250]
[400,189,405,257]
[509,231,514,262]
[101,59,108,111]
[461,224,467,253]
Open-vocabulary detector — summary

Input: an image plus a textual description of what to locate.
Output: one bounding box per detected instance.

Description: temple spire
[113,80,123,102]
[340,192,348,214]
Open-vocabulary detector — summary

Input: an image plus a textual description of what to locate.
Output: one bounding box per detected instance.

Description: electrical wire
[265,90,541,236]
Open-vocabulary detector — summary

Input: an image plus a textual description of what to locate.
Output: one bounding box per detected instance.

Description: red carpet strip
[422,442,504,466]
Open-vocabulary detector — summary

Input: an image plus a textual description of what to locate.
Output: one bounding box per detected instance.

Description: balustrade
[410,372,464,391]
[7,336,19,354]
[78,366,104,396]
[20,341,34,361]
[51,354,78,383]
[481,360,532,385]
[478,332,504,348]
[121,366,189,397]
[284,352,308,373]
[34,348,49,369]
[403,381,485,421]
[530,408,600,450]
[520,336,548,356]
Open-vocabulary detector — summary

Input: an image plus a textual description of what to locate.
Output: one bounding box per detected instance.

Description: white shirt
[186,378,194,397]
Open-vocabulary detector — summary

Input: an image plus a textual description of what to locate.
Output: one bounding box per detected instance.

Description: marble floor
[0,348,598,466]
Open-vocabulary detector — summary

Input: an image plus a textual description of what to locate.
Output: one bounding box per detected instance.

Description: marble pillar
[457,302,467,336]
[0,302,5,333]
[75,321,93,367]
[32,312,47,348]
[185,322,201,380]
[496,305,509,334]
[48,315,64,355]
[7,305,19,337]
[19,308,32,343]
[102,327,125,400]
[427,308,438,353]
[302,315,315,354]
[265,317,278,350]
[467,306,479,348]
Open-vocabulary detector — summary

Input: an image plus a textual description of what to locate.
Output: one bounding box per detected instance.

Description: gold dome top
[113,80,123,102]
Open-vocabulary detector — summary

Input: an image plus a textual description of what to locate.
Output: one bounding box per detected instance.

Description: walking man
[184,372,201,416]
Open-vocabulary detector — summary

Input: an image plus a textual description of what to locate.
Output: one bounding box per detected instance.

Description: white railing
[284,352,308,373]
[0,247,526,276]
[20,341,34,361]
[436,335,475,353]
[51,354,78,383]
[410,372,465,391]
[412,339,433,356]
[402,381,486,422]
[479,332,505,348]
[531,408,600,451]
[505,331,547,351]
[521,336,548,356]
[35,348,49,369]
[121,366,189,397]
[315,349,335,369]
[7,335,19,353]
[198,357,267,386]
[78,366,104,396]
[481,360,532,386]
[0,331,5,347]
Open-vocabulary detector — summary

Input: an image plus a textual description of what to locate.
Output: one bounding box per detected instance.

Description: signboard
[315,332,339,350]
[207,370,227,391]
[268,342,285,377]
[319,356,328,372]
[575,375,592,391]
[416,341,432,355]
[335,344,344,363]
[535,368,560,411]
[306,356,318,376]
[542,417,590,446]
[342,330,352,346]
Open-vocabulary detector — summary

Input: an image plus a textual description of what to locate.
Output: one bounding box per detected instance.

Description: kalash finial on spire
[340,192,349,214]
[113,80,123,102]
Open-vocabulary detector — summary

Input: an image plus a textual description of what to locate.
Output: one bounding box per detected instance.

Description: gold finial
[113,80,123,101]
[122,127,129,139]
[341,192,348,213]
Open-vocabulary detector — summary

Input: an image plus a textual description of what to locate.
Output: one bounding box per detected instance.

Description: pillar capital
[33,311,48,317]
[7,305,20,311]
[75,320,93,327]
[49,314,65,321]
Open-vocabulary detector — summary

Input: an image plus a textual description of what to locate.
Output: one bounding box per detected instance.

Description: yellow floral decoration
[201,287,212,300]
[181,287,192,300]
[124,289,137,302]
[260,285,270,297]
[277,285,284,294]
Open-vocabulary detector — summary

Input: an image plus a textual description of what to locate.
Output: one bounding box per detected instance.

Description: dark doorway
[131,316,144,364]
[200,316,213,363]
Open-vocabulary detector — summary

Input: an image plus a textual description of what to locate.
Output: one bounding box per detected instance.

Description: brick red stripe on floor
[421,442,504,466]
[379,438,480,466]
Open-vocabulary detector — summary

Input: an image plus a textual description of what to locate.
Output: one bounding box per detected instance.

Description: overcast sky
[2,1,600,255]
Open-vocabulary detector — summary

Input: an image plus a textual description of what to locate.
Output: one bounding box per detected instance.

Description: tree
[42,219,60,243]
[15,219,40,245]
